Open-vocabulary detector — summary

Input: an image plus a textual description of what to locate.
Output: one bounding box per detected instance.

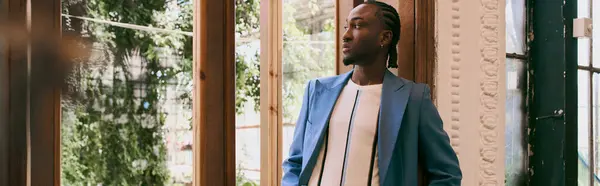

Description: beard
[342,57,355,66]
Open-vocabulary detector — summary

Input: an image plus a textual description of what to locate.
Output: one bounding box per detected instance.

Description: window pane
[578,0,592,66]
[594,73,600,183]
[505,58,527,185]
[235,0,261,184]
[61,0,194,185]
[579,38,592,66]
[579,0,591,18]
[578,70,591,185]
[505,0,526,54]
[593,0,600,68]
[281,0,336,167]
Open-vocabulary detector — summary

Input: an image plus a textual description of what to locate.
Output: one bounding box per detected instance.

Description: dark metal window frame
[528,0,579,185]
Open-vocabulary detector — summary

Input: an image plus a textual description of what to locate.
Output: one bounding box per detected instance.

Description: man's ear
[380,30,393,47]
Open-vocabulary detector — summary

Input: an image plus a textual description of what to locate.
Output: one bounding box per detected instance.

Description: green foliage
[61,0,193,185]
[61,0,334,185]
[280,1,335,122]
[235,0,261,114]
[236,164,259,186]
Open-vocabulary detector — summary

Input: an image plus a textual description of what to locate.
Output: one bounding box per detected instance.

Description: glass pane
[281,0,336,168]
[578,70,591,185]
[505,59,527,185]
[61,0,194,185]
[594,0,600,68]
[594,73,600,183]
[505,0,526,54]
[505,58,527,185]
[579,0,591,18]
[578,0,592,66]
[579,38,592,66]
[235,0,261,184]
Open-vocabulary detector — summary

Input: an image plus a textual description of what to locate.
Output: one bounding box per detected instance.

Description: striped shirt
[308,80,382,186]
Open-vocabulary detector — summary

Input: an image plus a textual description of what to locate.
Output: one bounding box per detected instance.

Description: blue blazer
[282,70,462,186]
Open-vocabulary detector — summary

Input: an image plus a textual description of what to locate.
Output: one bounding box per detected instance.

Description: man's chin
[342,57,355,66]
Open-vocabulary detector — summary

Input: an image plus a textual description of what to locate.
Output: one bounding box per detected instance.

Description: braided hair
[363,0,401,68]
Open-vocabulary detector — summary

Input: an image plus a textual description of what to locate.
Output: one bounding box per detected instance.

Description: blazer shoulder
[406,81,430,102]
[313,74,341,85]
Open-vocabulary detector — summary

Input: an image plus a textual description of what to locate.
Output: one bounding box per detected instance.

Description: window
[60,0,194,185]
[505,0,528,184]
[281,0,336,170]
[235,0,262,184]
[2,0,435,184]
[577,0,600,185]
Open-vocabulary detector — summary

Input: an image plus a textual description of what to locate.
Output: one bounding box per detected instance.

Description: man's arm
[282,80,313,186]
[418,85,462,186]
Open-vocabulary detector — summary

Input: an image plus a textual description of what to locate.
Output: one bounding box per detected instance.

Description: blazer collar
[378,70,411,184]
[323,68,405,91]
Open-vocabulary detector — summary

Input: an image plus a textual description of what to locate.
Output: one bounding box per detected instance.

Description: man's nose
[342,29,352,42]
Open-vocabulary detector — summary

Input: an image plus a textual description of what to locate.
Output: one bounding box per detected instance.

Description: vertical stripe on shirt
[340,90,361,185]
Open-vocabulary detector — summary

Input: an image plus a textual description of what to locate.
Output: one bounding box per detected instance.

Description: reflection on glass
[505,0,525,54]
[281,0,336,167]
[60,0,194,185]
[505,58,527,185]
[578,70,591,185]
[234,0,261,185]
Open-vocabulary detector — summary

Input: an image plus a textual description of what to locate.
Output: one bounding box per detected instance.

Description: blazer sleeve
[418,85,462,186]
[282,80,313,186]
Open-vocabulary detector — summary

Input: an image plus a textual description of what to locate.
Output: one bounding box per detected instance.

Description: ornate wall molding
[479,0,501,185]
[449,0,461,156]
[436,0,505,185]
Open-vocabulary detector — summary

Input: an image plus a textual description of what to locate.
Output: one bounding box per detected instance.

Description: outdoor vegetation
[60,0,334,185]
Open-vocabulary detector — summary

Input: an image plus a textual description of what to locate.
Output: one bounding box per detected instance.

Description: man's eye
[354,25,361,29]
[343,25,349,30]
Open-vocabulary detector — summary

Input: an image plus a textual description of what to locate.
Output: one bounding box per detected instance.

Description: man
[281,1,461,186]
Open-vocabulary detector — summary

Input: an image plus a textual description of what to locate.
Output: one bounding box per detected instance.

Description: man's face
[342,4,383,66]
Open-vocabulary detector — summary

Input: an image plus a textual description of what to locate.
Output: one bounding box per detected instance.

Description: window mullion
[259,0,283,185]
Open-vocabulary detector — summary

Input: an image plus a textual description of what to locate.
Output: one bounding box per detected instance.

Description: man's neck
[351,60,386,86]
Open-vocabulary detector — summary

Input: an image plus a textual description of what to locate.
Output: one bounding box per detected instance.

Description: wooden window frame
[1,0,238,185]
[0,0,8,184]
[259,0,283,185]
[4,0,436,185]
[1,0,59,185]
[0,0,29,185]
[192,0,236,185]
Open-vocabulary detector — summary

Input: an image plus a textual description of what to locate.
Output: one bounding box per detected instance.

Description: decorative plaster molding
[479,0,500,185]
[449,0,461,156]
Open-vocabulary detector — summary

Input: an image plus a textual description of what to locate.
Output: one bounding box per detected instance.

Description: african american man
[282,1,462,186]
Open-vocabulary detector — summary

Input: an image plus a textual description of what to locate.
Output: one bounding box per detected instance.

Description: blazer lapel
[299,70,352,183]
[378,70,411,185]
